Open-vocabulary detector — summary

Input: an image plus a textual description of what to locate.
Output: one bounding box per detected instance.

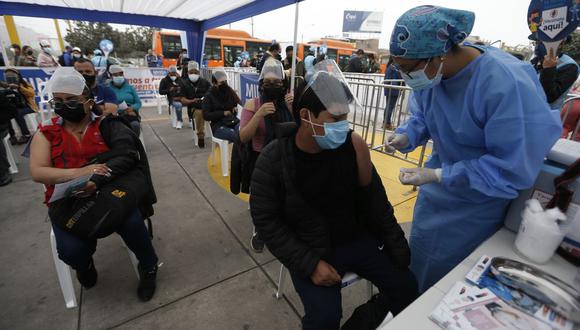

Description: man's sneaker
[0,172,12,187]
[198,138,205,148]
[250,232,264,253]
[176,121,183,130]
[76,259,98,289]
[137,264,158,302]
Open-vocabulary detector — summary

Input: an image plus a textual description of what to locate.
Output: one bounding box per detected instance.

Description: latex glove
[385,133,409,153]
[399,167,442,186]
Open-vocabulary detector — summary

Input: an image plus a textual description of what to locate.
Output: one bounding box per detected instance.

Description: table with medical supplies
[381,228,579,330]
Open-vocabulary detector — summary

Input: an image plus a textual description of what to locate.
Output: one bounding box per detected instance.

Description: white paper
[118,101,128,110]
[48,174,93,203]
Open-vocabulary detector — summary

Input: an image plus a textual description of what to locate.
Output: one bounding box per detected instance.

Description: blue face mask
[402,59,444,91]
[304,112,350,150]
[112,76,125,86]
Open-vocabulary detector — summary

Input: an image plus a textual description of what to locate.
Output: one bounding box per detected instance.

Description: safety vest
[39,117,109,204]
[550,54,580,110]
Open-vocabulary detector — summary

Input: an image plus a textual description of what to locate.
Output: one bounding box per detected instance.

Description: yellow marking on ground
[207,142,429,224]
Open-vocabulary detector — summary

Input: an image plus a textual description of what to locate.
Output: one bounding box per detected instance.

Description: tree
[562,31,580,63]
[65,21,155,58]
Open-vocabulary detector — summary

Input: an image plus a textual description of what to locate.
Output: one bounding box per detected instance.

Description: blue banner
[239,73,260,105]
[527,0,579,42]
[0,67,53,104]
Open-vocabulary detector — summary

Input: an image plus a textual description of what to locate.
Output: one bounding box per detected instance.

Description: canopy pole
[290,1,300,93]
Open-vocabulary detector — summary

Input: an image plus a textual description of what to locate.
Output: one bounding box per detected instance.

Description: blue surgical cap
[389,5,475,59]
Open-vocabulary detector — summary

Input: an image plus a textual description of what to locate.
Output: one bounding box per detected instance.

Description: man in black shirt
[178,61,211,146]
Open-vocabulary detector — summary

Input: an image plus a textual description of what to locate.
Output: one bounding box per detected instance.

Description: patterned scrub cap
[389,5,475,59]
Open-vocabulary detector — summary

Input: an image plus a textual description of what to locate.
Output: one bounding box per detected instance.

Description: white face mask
[189,74,199,83]
[170,76,177,81]
[402,59,444,91]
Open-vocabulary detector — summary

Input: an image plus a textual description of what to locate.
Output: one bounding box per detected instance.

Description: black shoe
[76,259,98,289]
[198,138,205,148]
[137,264,158,302]
[0,173,12,186]
[250,232,264,253]
[9,136,17,145]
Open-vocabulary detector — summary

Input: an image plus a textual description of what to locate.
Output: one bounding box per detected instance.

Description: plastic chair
[3,135,18,174]
[25,113,39,133]
[208,123,231,177]
[50,227,139,309]
[275,263,373,300]
[139,130,146,153]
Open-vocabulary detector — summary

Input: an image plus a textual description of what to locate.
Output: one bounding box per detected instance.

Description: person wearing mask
[146,49,158,68]
[159,65,185,130]
[74,58,118,116]
[10,43,21,66]
[239,58,294,253]
[71,47,83,64]
[533,36,580,110]
[29,68,159,301]
[367,54,381,73]
[178,61,211,139]
[386,6,561,293]
[18,45,37,67]
[0,85,17,185]
[37,40,59,67]
[58,45,73,66]
[91,49,107,68]
[383,58,403,131]
[2,67,37,145]
[250,61,418,329]
[109,65,142,135]
[257,43,282,72]
[282,45,305,78]
[345,49,365,73]
[202,69,240,143]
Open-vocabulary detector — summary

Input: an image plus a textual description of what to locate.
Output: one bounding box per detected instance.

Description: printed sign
[0,67,168,104]
[239,73,260,105]
[342,11,383,34]
[527,0,579,42]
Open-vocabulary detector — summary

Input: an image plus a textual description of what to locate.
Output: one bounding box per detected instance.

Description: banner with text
[239,73,260,105]
[342,11,383,33]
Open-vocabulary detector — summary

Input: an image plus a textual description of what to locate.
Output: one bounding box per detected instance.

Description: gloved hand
[399,167,442,186]
[385,133,409,153]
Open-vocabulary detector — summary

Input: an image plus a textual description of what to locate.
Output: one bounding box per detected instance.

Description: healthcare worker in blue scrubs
[386,6,562,293]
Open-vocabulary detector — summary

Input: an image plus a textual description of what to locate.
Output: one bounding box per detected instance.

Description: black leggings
[8,107,32,138]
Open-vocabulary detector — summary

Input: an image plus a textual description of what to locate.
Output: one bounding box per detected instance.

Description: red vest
[40,117,109,204]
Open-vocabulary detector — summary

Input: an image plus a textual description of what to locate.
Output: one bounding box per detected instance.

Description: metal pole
[290,1,300,92]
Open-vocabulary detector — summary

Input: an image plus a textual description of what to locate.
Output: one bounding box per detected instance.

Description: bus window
[338,54,351,71]
[204,38,222,61]
[161,34,182,59]
[246,41,270,59]
[326,48,338,62]
[224,45,243,67]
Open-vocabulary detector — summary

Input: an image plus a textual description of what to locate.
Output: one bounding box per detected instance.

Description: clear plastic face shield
[258,58,285,83]
[213,69,228,84]
[306,59,361,116]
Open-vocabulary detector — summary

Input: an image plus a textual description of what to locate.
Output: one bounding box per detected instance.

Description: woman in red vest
[29,68,159,302]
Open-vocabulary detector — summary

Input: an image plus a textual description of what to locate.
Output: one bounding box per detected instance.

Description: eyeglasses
[262,82,284,89]
[392,58,430,76]
[49,99,89,110]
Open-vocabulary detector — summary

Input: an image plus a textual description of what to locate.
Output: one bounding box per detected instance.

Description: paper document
[48,174,93,203]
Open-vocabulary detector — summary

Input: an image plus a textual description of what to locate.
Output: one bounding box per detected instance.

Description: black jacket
[202,89,240,131]
[90,117,157,218]
[346,55,364,73]
[0,88,17,125]
[178,77,211,110]
[539,62,579,103]
[158,75,183,103]
[250,131,411,278]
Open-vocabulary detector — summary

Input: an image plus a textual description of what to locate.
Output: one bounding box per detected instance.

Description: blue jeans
[383,93,399,125]
[172,101,183,122]
[52,209,158,271]
[213,125,237,143]
[289,232,417,329]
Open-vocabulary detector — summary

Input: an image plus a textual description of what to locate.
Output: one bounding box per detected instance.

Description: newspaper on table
[430,255,573,330]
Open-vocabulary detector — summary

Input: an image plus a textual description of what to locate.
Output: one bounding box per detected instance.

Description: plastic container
[514,199,567,264]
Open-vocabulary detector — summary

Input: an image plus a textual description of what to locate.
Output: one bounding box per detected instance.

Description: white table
[382,228,579,329]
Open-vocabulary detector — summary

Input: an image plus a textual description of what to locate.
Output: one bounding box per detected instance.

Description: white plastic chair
[25,113,39,133]
[139,131,146,153]
[208,123,231,177]
[3,135,18,174]
[153,81,165,115]
[275,263,373,300]
[50,227,139,309]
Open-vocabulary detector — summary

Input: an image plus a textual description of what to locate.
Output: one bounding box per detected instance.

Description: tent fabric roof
[3,0,255,21]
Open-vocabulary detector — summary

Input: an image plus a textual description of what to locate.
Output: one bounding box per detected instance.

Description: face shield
[213,69,228,84]
[305,59,361,116]
[258,58,285,82]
